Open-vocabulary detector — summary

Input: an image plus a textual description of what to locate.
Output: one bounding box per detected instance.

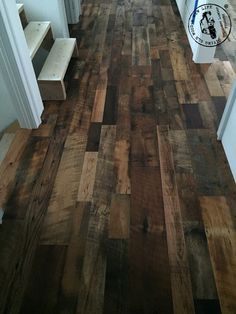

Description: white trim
[217,79,236,140]
[58,0,70,37]
[0,0,43,129]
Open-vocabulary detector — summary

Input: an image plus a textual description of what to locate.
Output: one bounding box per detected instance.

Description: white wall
[17,0,69,38]
[64,0,81,24]
[218,79,236,182]
[175,0,228,63]
[0,71,18,131]
[0,0,43,130]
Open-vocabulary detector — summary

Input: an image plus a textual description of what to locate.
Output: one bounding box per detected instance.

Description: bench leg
[38,80,66,101]
[73,43,79,58]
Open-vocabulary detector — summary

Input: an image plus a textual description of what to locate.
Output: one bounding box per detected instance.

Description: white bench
[38,38,78,100]
[24,21,51,59]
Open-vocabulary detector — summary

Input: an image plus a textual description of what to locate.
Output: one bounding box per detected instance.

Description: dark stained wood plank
[102,85,118,125]
[86,123,102,152]
[199,196,236,314]
[183,104,204,129]
[20,245,67,314]
[4,137,50,219]
[157,126,195,314]
[129,166,173,313]
[212,96,227,127]
[131,113,159,167]
[57,202,91,313]
[103,240,129,314]
[133,9,147,26]
[0,101,73,313]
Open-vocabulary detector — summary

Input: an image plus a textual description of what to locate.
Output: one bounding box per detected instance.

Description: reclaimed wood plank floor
[0,0,236,313]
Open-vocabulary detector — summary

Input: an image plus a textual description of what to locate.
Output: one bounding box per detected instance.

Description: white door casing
[0,0,43,129]
[218,79,236,182]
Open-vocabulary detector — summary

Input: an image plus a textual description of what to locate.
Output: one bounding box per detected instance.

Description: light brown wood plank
[91,71,108,122]
[78,152,98,201]
[200,64,225,97]
[199,196,236,314]
[40,133,87,245]
[114,139,131,194]
[109,194,130,239]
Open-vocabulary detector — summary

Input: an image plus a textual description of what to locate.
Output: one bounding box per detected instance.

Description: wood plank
[186,130,222,196]
[102,85,118,125]
[76,126,116,314]
[103,240,128,314]
[109,194,130,239]
[0,101,72,313]
[0,129,31,208]
[0,133,15,164]
[91,71,108,122]
[132,26,151,66]
[20,245,67,314]
[157,126,195,314]
[114,139,131,194]
[78,152,98,202]
[200,64,225,97]
[4,137,50,220]
[129,166,173,313]
[57,202,91,313]
[199,196,236,314]
[175,81,199,104]
[40,132,87,245]
[169,42,189,81]
[86,123,102,152]
[183,104,204,129]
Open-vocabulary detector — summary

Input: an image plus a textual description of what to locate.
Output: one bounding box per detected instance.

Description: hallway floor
[0,0,236,313]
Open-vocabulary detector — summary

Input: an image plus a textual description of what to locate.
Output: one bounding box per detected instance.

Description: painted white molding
[64,0,80,24]
[217,79,236,140]
[0,0,43,129]
[175,0,229,63]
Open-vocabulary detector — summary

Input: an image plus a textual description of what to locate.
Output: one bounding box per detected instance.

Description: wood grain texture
[76,126,116,314]
[78,152,98,201]
[91,71,108,122]
[114,140,131,194]
[129,166,173,313]
[0,129,31,208]
[0,0,236,313]
[109,194,130,239]
[200,196,236,314]
[157,126,195,314]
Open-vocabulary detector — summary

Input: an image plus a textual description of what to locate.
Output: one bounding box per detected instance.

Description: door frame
[217,79,236,140]
[0,0,43,129]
